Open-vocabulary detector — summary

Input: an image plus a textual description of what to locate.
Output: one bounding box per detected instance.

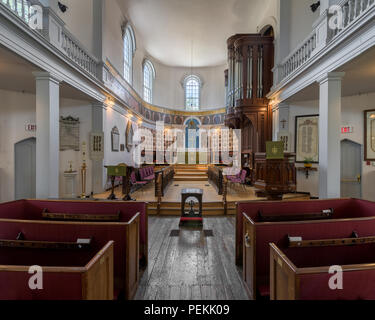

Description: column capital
[272,102,289,112]
[92,101,108,110]
[317,72,346,84]
[33,71,63,84]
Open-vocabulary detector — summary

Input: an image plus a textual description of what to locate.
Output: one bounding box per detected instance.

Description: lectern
[105,164,133,201]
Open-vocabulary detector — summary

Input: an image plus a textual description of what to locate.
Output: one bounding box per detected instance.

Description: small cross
[281,119,287,129]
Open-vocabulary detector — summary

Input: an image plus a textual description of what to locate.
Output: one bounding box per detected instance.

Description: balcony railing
[0,0,99,78]
[280,0,375,82]
[61,28,98,78]
[1,0,31,23]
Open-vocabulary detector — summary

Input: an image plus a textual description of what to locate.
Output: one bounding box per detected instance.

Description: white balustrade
[1,0,99,78]
[280,0,375,82]
[61,29,98,77]
[1,0,31,23]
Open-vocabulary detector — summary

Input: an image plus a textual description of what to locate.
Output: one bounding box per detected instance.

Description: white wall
[50,0,94,55]
[289,0,320,51]
[152,62,226,110]
[286,92,375,200]
[59,99,93,198]
[104,105,137,170]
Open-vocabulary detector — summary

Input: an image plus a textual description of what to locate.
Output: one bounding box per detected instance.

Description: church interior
[1,0,375,302]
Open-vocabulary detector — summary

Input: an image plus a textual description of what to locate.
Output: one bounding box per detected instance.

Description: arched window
[143,60,155,103]
[123,25,136,84]
[184,75,201,111]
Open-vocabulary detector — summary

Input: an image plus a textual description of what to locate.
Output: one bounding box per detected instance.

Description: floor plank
[135,216,249,300]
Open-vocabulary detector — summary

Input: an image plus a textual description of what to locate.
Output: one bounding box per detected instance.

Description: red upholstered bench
[0,240,114,300]
[0,199,149,300]
[270,237,375,300]
[237,198,375,300]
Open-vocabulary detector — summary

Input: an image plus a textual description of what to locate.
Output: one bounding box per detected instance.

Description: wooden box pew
[239,198,375,300]
[0,199,148,269]
[270,236,375,300]
[0,239,113,300]
[0,209,140,300]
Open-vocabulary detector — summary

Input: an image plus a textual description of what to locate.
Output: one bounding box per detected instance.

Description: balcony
[273,0,375,91]
[0,0,99,78]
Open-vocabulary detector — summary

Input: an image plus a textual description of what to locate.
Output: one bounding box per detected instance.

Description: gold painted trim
[105,60,226,117]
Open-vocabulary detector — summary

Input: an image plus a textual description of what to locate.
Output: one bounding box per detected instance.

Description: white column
[318,72,345,199]
[91,102,107,194]
[33,72,61,199]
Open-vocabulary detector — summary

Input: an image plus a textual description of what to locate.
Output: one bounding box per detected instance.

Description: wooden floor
[134,216,249,300]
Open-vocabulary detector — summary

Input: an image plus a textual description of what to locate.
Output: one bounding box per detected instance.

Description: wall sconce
[58,2,68,13]
[310,1,320,13]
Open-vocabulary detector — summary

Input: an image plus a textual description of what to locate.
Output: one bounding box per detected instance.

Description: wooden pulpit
[254,142,296,200]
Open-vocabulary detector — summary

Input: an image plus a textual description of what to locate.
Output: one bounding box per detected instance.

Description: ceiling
[117,0,271,67]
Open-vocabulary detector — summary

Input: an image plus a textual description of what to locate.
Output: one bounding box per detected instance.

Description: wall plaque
[60,116,80,151]
[295,115,319,163]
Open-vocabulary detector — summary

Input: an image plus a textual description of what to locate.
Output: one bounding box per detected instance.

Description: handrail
[281,30,317,80]
[60,27,99,78]
[0,0,32,24]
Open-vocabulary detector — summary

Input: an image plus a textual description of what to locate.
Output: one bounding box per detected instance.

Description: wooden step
[174,165,208,171]
[147,200,236,216]
[174,171,208,176]
[175,168,208,173]
[174,172,208,176]
[174,176,208,181]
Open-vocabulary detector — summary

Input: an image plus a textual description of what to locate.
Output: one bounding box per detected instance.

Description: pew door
[15,137,36,200]
[341,139,362,198]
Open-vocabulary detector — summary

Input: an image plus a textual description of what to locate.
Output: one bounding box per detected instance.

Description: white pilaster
[91,102,107,194]
[272,103,290,141]
[33,72,61,199]
[318,72,345,199]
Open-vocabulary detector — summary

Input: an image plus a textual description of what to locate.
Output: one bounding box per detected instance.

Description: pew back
[270,242,375,300]
[0,199,148,267]
[0,211,140,299]
[0,241,113,300]
[240,198,375,299]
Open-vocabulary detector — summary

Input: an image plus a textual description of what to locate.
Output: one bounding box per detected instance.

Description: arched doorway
[341,139,362,198]
[185,118,200,149]
[15,137,36,200]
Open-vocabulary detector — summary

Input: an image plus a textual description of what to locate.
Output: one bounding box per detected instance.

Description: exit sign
[25,124,37,132]
[341,126,353,134]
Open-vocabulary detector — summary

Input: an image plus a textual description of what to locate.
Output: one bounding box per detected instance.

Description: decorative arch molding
[180,74,204,89]
[121,22,137,56]
[184,116,202,126]
[143,58,156,79]
[257,16,278,38]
